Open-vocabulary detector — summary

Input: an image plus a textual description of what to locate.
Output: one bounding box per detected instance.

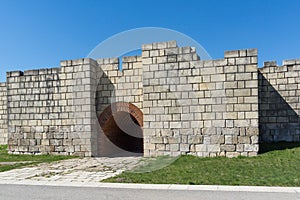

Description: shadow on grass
[259,142,300,154]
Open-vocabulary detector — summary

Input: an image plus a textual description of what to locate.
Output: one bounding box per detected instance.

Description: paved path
[0,157,142,183]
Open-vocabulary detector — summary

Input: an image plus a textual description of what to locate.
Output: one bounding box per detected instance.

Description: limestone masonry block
[224,50,239,58]
[247,49,258,56]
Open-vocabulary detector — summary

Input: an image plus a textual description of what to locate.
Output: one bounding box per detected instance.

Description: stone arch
[98,102,143,156]
[98,102,143,128]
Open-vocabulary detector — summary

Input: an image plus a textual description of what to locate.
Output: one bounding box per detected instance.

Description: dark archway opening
[98,102,144,156]
[102,111,143,153]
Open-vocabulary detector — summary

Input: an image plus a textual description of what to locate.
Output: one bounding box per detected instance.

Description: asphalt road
[0,184,299,200]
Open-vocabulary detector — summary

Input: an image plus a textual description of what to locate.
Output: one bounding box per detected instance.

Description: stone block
[245,80,257,88]
[165,48,179,56]
[210,135,225,144]
[283,59,296,66]
[150,122,163,129]
[142,43,152,50]
[225,135,238,144]
[143,58,153,65]
[154,56,168,64]
[235,73,252,81]
[156,144,166,151]
[236,144,244,152]
[246,127,259,136]
[188,135,203,144]
[167,136,181,144]
[195,144,207,152]
[224,81,237,89]
[50,139,62,146]
[144,142,155,150]
[238,136,250,144]
[170,122,182,129]
[199,83,215,90]
[226,152,240,158]
[245,112,258,119]
[245,64,257,72]
[234,89,251,97]
[200,67,215,75]
[142,50,150,58]
[234,104,251,111]
[167,55,177,63]
[212,120,225,127]
[236,57,251,65]
[207,144,220,152]
[213,59,227,66]
[202,127,216,135]
[251,135,259,144]
[170,144,179,151]
[167,41,177,48]
[223,112,238,119]
[247,49,258,56]
[220,144,236,152]
[149,50,159,57]
[150,136,163,144]
[211,74,225,82]
[234,120,251,127]
[224,50,239,58]
[244,144,259,152]
[239,50,246,57]
[180,144,190,152]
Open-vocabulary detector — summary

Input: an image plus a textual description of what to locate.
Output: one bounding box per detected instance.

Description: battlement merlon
[142,40,177,50]
[6,71,23,78]
[283,59,300,66]
[60,58,98,67]
[224,49,258,58]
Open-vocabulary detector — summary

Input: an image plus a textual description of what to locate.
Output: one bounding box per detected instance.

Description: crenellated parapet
[0,41,299,157]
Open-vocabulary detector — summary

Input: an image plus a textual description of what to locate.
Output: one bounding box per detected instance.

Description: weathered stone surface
[1,41,298,159]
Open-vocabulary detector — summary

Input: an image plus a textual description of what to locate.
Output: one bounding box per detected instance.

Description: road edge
[0,180,299,193]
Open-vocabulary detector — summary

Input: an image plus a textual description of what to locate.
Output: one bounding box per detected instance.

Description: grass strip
[0,145,76,172]
[104,143,300,186]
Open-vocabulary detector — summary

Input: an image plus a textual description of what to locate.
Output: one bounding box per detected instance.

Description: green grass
[104,143,300,186]
[0,145,76,172]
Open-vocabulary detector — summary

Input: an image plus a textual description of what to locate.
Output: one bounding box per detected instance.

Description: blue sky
[0,0,299,82]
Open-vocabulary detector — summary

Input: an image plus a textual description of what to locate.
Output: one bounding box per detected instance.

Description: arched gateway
[98,102,143,156]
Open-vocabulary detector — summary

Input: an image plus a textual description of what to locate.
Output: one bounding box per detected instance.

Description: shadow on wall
[258,71,300,152]
[96,69,117,157]
[259,142,300,154]
[96,69,115,117]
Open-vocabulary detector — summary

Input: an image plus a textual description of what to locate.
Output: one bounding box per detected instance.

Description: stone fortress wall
[142,42,259,157]
[0,41,299,157]
[3,60,100,156]
[259,60,300,142]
